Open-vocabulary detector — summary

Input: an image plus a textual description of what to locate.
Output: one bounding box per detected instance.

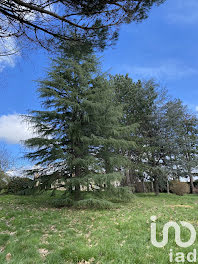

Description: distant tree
[158,103,198,194]
[113,75,162,193]
[135,82,165,195]
[0,144,11,171]
[0,145,12,191]
[0,171,10,192]
[7,177,34,194]
[113,75,198,195]
[136,90,197,195]
[24,42,134,194]
[176,113,198,193]
[0,0,165,55]
[156,99,185,192]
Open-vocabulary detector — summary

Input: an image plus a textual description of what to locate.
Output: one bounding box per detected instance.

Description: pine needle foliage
[24,42,135,193]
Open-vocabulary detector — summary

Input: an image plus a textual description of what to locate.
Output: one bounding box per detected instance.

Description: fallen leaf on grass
[41,234,49,244]
[38,248,49,258]
[0,247,5,253]
[6,253,11,262]
[78,258,95,264]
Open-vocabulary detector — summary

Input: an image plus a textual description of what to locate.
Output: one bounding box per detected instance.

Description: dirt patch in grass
[166,204,193,208]
[38,248,49,259]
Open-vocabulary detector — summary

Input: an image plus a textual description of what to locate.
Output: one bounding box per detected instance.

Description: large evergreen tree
[24,43,134,193]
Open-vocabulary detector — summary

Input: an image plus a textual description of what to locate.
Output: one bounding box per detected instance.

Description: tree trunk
[141,179,146,193]
[75,183,80,192]
[129,169,135,184]
[104,158,112,189]
[125,170,131,186]
[87,180,90,192]
[50,188,56,197]
[68,183,73,193]
[74,166,81,198]
[167,179,170,194]
[154,177,159,196]
[151,181,154,193]
[189,174,195,194]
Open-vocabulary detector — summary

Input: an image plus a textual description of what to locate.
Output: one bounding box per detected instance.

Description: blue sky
[0,0,198,169]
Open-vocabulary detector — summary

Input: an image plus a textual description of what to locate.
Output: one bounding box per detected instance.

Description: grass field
[0,192,198,263]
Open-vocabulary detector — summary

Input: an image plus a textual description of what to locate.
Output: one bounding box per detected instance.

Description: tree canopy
[23,45,198,196]
[24,42,135,192]
[0,0,165,55]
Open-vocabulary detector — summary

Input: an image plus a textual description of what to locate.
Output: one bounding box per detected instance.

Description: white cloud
[7,164,40,178]
[167,0,198,24]
[196,106,198,112]
[0,114,35,144]
[0,38,20,72]
[122,61,198,80]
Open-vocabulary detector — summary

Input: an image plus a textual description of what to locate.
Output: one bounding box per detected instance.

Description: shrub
[51,187,134,209]
[7,177,34,194]
[170,181,190,196]
[51,198,74,208]
[82,187,134,203]
[75,198,115,209]
[106,187,134,202]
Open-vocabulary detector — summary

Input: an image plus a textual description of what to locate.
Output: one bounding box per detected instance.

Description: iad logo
[150,216,196,248]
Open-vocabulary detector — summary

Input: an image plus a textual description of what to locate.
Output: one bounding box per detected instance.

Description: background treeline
[23,42,198,197]
[0,41,197,206]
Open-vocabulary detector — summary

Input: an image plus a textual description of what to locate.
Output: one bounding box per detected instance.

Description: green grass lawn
[0,192,198,263]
